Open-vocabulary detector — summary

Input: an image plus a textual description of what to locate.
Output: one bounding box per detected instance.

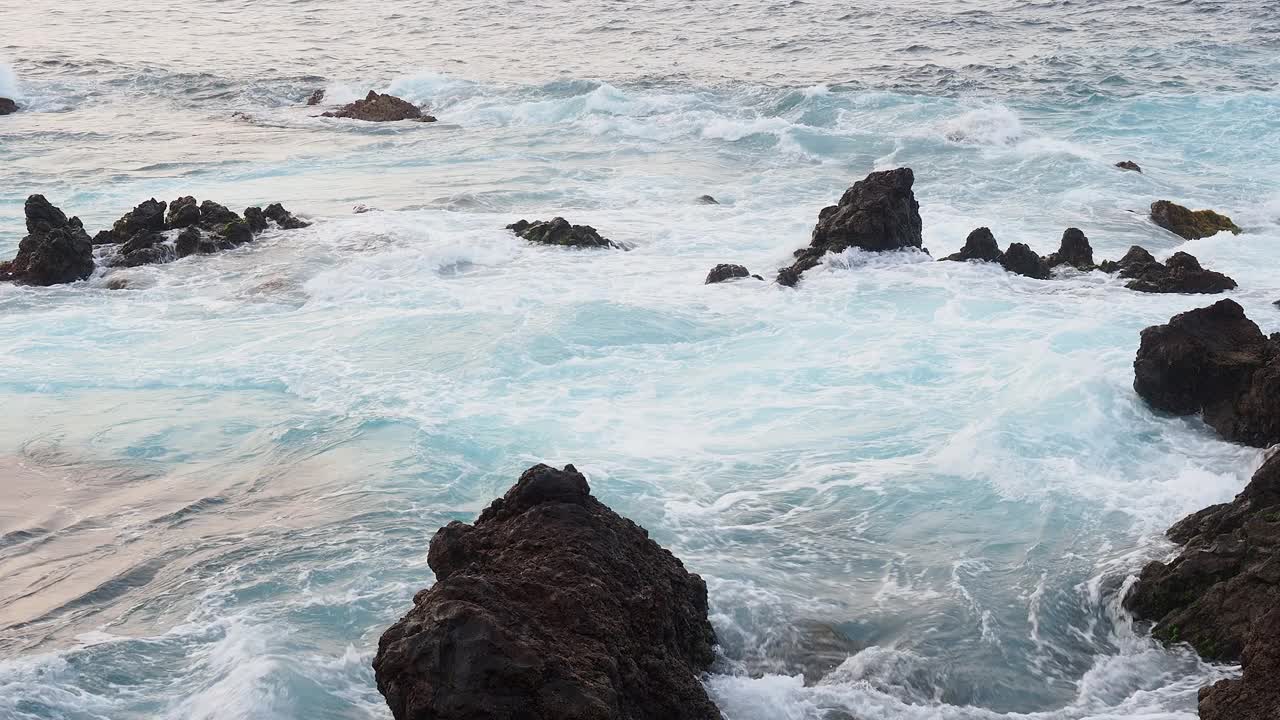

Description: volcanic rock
[108,198,167,243]
[198,200,240,228]
[321,91,435,122]
[0,98,17,115]
[306,89,325,106]
[1124,251,1237,294]
[776,167,923,286]
[372,463,719,720]
[0,195,94,285]
[167,196,201,229]
[705,264,761,284]
[508,217,617,248]
[1116,161,1142,173]
[1044,228,1095,270]
[1099,245,1158,275]
[999,242,1051,279]
[264,202,309,229]
[696,195,720,205]
[941,227,1003,263]
[1133,299,1280,447]
[1151,200,1241,240]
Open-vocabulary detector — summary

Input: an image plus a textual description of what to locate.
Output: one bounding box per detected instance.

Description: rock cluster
[942,227,1094,279]
[1150,200,1241,240]
[1,195,311,283]
[508,217,618,248]
[373,463,719,720]
[1133,299,1280,447]
[321,91,436,122]
[777,167,923,286]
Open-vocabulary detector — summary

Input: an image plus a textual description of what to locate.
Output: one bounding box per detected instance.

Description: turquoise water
[2,1,1279,718]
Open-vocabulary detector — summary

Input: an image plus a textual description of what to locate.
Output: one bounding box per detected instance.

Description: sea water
[1,0,1279,718]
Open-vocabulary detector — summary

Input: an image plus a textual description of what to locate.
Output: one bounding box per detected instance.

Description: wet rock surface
[1150,200,1241,240]
[999,242,1051,279]
[373,463,719,720]
[0,196,95,285]
[508,217,618,248]
[1122,251,1237,294]
[321,91,436,122]
[1133,299,1280,447]
[777,167,923,286]
[0,97,17,115]
[1044,228,1095,270]
[1115,160,1142,172]
[1125,452,1280,720]
[705,263,760,284]
[941,227,1003,264]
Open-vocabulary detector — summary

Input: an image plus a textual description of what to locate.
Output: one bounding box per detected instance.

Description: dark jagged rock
[696,195,720,205]
[175,227,202,258]
[1125,452,1280,720]
[109,198,167,242]
[999,242,1050,279]
[0,195,94,285]
[220,220,253,246]
[167,196,201,229]
[777,168,923,287]
[306,89,325,106]
[264,203,309,229]
[705,263,761,284]
[91,230,114,245]
[198,200,240,228]
[244,206,268,234]
[942,227,1003,263]
[1199,606,1280,720]
[1151,200,1241,240]
[373,463,719,720]
[1044,228,1095,270]
[119,231,162,255]
[1099,245,1158,275]
[112,244,176,268]
[1133,299,1280,447]
[508,217,617,248]
[321,91,436,122]
[1116,160,1142,173]
[0,97,17,115]
[1124,251,1237,294]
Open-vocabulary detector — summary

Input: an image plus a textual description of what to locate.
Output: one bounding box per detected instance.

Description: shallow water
[2,0,1279,718]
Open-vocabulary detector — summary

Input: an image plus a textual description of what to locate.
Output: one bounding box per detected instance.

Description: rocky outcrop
[1133,299,1280,447]
[306,89,325,106]
[373,463,719,720]
[264,203,309,230]
[508,218,618,248]
[1115,160,1142,173]
[1099,245,1157,275]
[1000,242,1051,279]
[1125,452,1280,720]
[0,97,18,115]
[1044,228,1095,270]
[321,91,436,122]
[777,168,923,286]
[941,227,1003,263]
[1122,251,1237,294]
[107,198,168,243]
[1151,200,1241,240]
[705,264,761,284]
[0,196,95,285]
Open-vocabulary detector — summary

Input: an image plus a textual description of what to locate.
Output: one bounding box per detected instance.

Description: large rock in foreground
[778,167,922,286]
[373,463,719,720]
[1133,299,1280,447]
[508,217,618,248]
[321,91,436,122]
[1150,200,1241,240]
[0,195,94,285]
[1125,453,1280,720]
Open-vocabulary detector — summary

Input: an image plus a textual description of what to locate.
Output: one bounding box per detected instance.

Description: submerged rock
[1150,200,1241,240]
[264,202,310,229]
[705,263,761,284]
[777,167,923,286]
[0,195,94,285]
[941,227,1003,263]
[1115,160,1142,173]
[321,91,435,122]
[1044,228,1095,270]
[0,97,18,115]
[1133,299,1280,447]
[999,242,1050,279]
[1125,452,1280,720]
[508,217,617,248]
[696,195,720,205]
[1123,251,1237,294]
[373,463,719,720]
[306,88,325,106]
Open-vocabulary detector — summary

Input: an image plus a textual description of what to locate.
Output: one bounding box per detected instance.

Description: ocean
[1,0,1278,718]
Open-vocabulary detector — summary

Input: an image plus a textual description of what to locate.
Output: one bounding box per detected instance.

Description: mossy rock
[1150,200,1242,240]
